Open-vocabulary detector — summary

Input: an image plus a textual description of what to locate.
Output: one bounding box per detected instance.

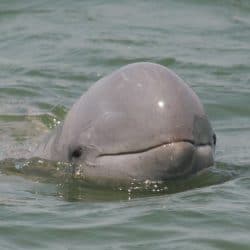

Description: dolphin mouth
[88,140,214,182]
[97,139,212,157]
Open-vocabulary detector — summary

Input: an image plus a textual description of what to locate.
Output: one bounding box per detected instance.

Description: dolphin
[34,62,216,184]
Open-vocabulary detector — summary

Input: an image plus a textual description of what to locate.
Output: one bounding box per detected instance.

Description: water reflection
[0,158,243,202]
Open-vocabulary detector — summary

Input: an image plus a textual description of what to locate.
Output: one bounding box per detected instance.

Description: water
[0,0,250,249]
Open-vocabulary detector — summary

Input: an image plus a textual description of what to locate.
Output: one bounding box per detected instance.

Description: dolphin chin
[34,62,216,183]
[73,141,214,184]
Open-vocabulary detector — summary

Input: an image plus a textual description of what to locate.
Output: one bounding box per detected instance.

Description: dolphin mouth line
[97,140,211,157]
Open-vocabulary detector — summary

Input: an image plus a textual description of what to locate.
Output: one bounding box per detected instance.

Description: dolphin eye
[213,133,216,146]
[71,146,82,159]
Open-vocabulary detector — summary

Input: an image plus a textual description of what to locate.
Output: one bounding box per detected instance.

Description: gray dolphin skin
[35,62,216,183]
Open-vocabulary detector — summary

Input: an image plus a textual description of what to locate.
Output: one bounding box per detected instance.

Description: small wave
[0,87,40,97]
[0,158,240,202]
[88,37,155,46]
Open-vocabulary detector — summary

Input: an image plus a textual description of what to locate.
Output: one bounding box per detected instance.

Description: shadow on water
[0,158,246,202]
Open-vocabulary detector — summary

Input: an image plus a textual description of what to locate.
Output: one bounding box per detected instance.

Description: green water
[0,0,250,249]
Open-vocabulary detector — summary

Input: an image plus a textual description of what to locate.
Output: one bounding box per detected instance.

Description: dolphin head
[37,63,216,183]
